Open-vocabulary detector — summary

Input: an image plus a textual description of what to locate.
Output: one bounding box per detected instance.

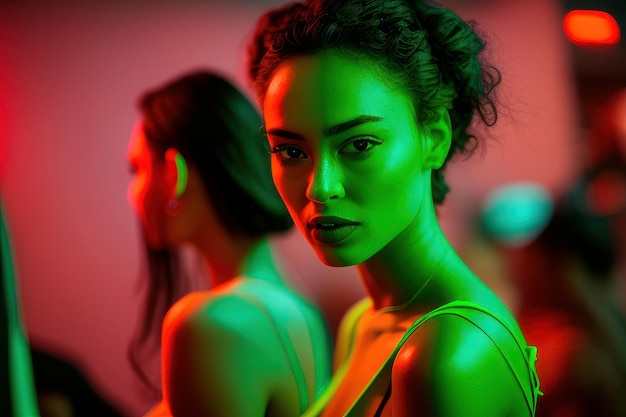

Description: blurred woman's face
[263,52,432,267]
[126,121,169,248]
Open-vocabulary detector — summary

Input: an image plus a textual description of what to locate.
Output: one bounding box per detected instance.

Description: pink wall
[0,0,576,415]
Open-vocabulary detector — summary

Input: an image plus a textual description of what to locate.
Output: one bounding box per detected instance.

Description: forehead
[263,51,414,132]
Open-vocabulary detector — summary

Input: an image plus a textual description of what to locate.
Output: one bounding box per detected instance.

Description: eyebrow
[325,115,384,137]
[266,115,384,141]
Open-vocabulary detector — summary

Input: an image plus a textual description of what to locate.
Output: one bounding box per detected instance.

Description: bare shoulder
[161,290,289,417]
[392,310,530,417]
[163,289,282,350]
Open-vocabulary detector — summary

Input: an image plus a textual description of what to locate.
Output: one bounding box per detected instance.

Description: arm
[160,292,288,417]
[392,314,527,417]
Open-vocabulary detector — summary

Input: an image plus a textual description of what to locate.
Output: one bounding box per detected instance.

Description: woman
[126,70,331,417]
[247,1,541,416]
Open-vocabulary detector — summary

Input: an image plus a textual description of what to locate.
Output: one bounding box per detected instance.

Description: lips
[308,216,359,244]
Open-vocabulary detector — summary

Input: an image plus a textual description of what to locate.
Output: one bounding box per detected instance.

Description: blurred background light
[563,10,620,47]
[481,183,555,248]
[560,0,625,121]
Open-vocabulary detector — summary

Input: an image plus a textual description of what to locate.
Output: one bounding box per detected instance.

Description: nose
[305,157,345,203]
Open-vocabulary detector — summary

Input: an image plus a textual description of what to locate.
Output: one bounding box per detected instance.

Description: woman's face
[263,52,433,266]
[126,122,169,249]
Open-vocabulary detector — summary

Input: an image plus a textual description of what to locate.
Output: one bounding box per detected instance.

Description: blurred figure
[481,182,626,417]
[126,70,331,417]
[30,345,125,417]
[3,197,123,417]
[581,88,626,178]
[1,196,40,417]
[579,88,626,310]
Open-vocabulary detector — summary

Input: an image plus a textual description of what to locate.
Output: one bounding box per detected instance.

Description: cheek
[127,175,146,214]
[356,146,421,198]
[354,146,426,227]
[132,172,168,223]
[271,163,307,210]
[387,139,425,190]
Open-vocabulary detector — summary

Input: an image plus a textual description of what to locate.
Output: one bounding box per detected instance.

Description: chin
[312,245,362,268]
[142,231,168,251]
[146,240,168,251]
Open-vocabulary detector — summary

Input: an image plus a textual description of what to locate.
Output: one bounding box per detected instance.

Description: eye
[339,137,381,154]
[269,145,308,160]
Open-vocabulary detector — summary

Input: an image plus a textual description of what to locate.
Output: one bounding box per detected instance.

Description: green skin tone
[263,51,532,416]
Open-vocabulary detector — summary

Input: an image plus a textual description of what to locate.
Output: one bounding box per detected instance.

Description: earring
[165,199,181,216]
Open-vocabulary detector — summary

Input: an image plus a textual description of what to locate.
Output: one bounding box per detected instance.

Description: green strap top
[304,300,541,417]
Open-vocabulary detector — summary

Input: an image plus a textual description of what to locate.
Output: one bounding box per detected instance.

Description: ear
[164,148,188,199]
[423,108,452,170]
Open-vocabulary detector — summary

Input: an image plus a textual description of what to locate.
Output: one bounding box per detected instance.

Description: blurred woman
[126,70,331,417]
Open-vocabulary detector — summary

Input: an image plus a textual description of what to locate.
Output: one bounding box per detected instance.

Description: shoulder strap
[253,280,331,403]
[345,300,541,417]
[231,279,313,414]
[301,298,371,417]
[335,298,371,368]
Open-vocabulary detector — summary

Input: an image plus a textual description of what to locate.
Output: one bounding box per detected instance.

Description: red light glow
[563,10,621,47]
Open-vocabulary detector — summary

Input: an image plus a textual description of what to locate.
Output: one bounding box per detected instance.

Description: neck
[204,248,248,288]
[194,227,255,287]
[241,238,285,286]
[358,203,457,311]
[199,236,285,288]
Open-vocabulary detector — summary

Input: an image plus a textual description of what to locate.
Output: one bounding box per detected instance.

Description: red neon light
[563,10,621,47]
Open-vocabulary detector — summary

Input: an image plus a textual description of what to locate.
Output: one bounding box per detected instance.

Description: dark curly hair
[248,0,500,203]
